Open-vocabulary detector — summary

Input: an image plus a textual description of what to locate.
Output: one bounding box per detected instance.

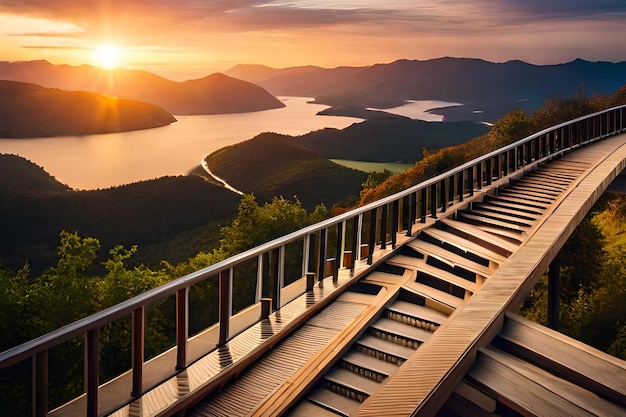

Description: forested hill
[204,132,368,210]
[296,117,490,163]
[0,80,176,137]
[0,154,242,272]
[0,61,285,115]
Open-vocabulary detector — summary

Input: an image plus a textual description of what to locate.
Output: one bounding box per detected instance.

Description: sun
[92,44,123,69]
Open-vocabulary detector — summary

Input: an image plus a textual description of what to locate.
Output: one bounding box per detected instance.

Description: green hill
[0,154,242,272]
[0,80,176,137]
[296,117,490,163]
[204,132,368,210]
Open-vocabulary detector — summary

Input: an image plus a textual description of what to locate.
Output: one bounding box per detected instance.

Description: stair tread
[325,368,380,396]
[388,299,449,325]
[422,228,507,264]
[371,318,433,343]
[387,255,476,292]
[408,240,494,277]
[403,280,464,309]
[307,386,360,416]
[439,218,519,253]
[343,351,398,376]
[356,334,417,360]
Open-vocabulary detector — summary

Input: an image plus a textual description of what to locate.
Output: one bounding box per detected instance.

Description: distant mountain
[225,58,626,122]
[296,117,490,163]
[0,61,285,115]
[204,133,367,210]
[0,80,176,137]
[0,154,242,272]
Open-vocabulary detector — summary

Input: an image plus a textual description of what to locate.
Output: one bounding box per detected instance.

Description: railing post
[334,223,343,278]
[420,188,427,223]
[86,329,99,417]
[430,183,438,219]
[457,170,464,202]
[367,208,377,264]
[33,351,48,417]
[306,272,316,292]
[380,205,388,250]
[218,269,232,346]
[350,216,359,271]
[176,288,189,370]
[467,166,474,197]
[131,307,144,397]
[318,229,327,280]
[391,199,399,248]
[548,257,560,331]
[406,193,415,236]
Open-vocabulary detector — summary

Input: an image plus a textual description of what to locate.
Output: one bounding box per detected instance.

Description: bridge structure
[2,105,626,417]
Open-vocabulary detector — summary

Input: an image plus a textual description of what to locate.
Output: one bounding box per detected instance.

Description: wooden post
[86,329,99,417]
[33,351,48,417]
[131,308,144,397]
[218,270,231,346]
[548,257,560,331]
[176,288,188,370]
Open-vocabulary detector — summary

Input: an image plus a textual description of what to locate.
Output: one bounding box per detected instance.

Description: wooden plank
[498,313,626,407]
[356,335,416,361]
[387,300,450,325]
[467,350,596,417]
[370,318,433,344]
[403,281,464,309]
[408,240,494,277]
[464,208,534,227]
[438,218,519,253]
[471,203,540,221]
[422,228,507,264]
[307,387,360,416]
[343,351,398,376]
[325,368,380,396]
[486,194,549,210]
[385,255,477,292]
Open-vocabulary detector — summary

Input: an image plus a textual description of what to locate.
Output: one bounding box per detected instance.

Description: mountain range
[0,80,176,137]
[0,60,285,115]
[224,57,626,122]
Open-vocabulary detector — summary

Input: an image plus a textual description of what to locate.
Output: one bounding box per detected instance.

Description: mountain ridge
[0,60,285,115]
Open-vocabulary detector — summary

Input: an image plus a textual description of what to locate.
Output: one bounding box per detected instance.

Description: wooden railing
[1,105,625,417]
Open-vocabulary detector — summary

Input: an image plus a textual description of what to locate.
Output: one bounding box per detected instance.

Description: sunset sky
[1,0,625,80]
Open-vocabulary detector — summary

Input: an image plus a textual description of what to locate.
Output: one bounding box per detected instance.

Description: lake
[0,98,456,190]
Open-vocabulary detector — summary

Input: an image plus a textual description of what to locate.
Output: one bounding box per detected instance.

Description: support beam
[548,257,560,331]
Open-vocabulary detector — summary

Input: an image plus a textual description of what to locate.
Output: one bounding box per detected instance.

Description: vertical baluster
[406,193,415,236]
[301,236,310,285]
[318,229,327,281]
[429,183,437,219]
[380,205,388,249]
[486,158,493,185]
[420,188,427,223]
[448,174,455,206]
[176,288,188,370]
[391,199,399,248]
[476,161,483,190]
[458,170,465,202]
[440,178,448,213]
[33,351,48,417]
[367,208,377,265]
[86,329,99,417]
[131,307,144,397]
[467,166,474,197]
[350,216,359,271]
[334,222,343,277]
[218,269,231,346]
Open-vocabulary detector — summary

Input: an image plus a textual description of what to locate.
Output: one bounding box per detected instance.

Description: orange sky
[1,1,625,80]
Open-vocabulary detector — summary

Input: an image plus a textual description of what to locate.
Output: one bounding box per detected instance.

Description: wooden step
[470,346,623,416]
[356,334,417,364]
[498,189,554,205]
[370,318,433,347]
[511,178,569,192]
[386,255,476,293]
[408,239,494,277]
[342,351,398,380]
[488,194,550,210]
[438,218,519,254]
[482,198,544,216]
[325,367,380,401]
[509,184,562,197]
[463,208,534,227]
[387,299,449,326]
[496,313,626,407]
[471,203,540,221]
[421,228,507,265]
[307,386,360,416]
[403,280,464,309]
